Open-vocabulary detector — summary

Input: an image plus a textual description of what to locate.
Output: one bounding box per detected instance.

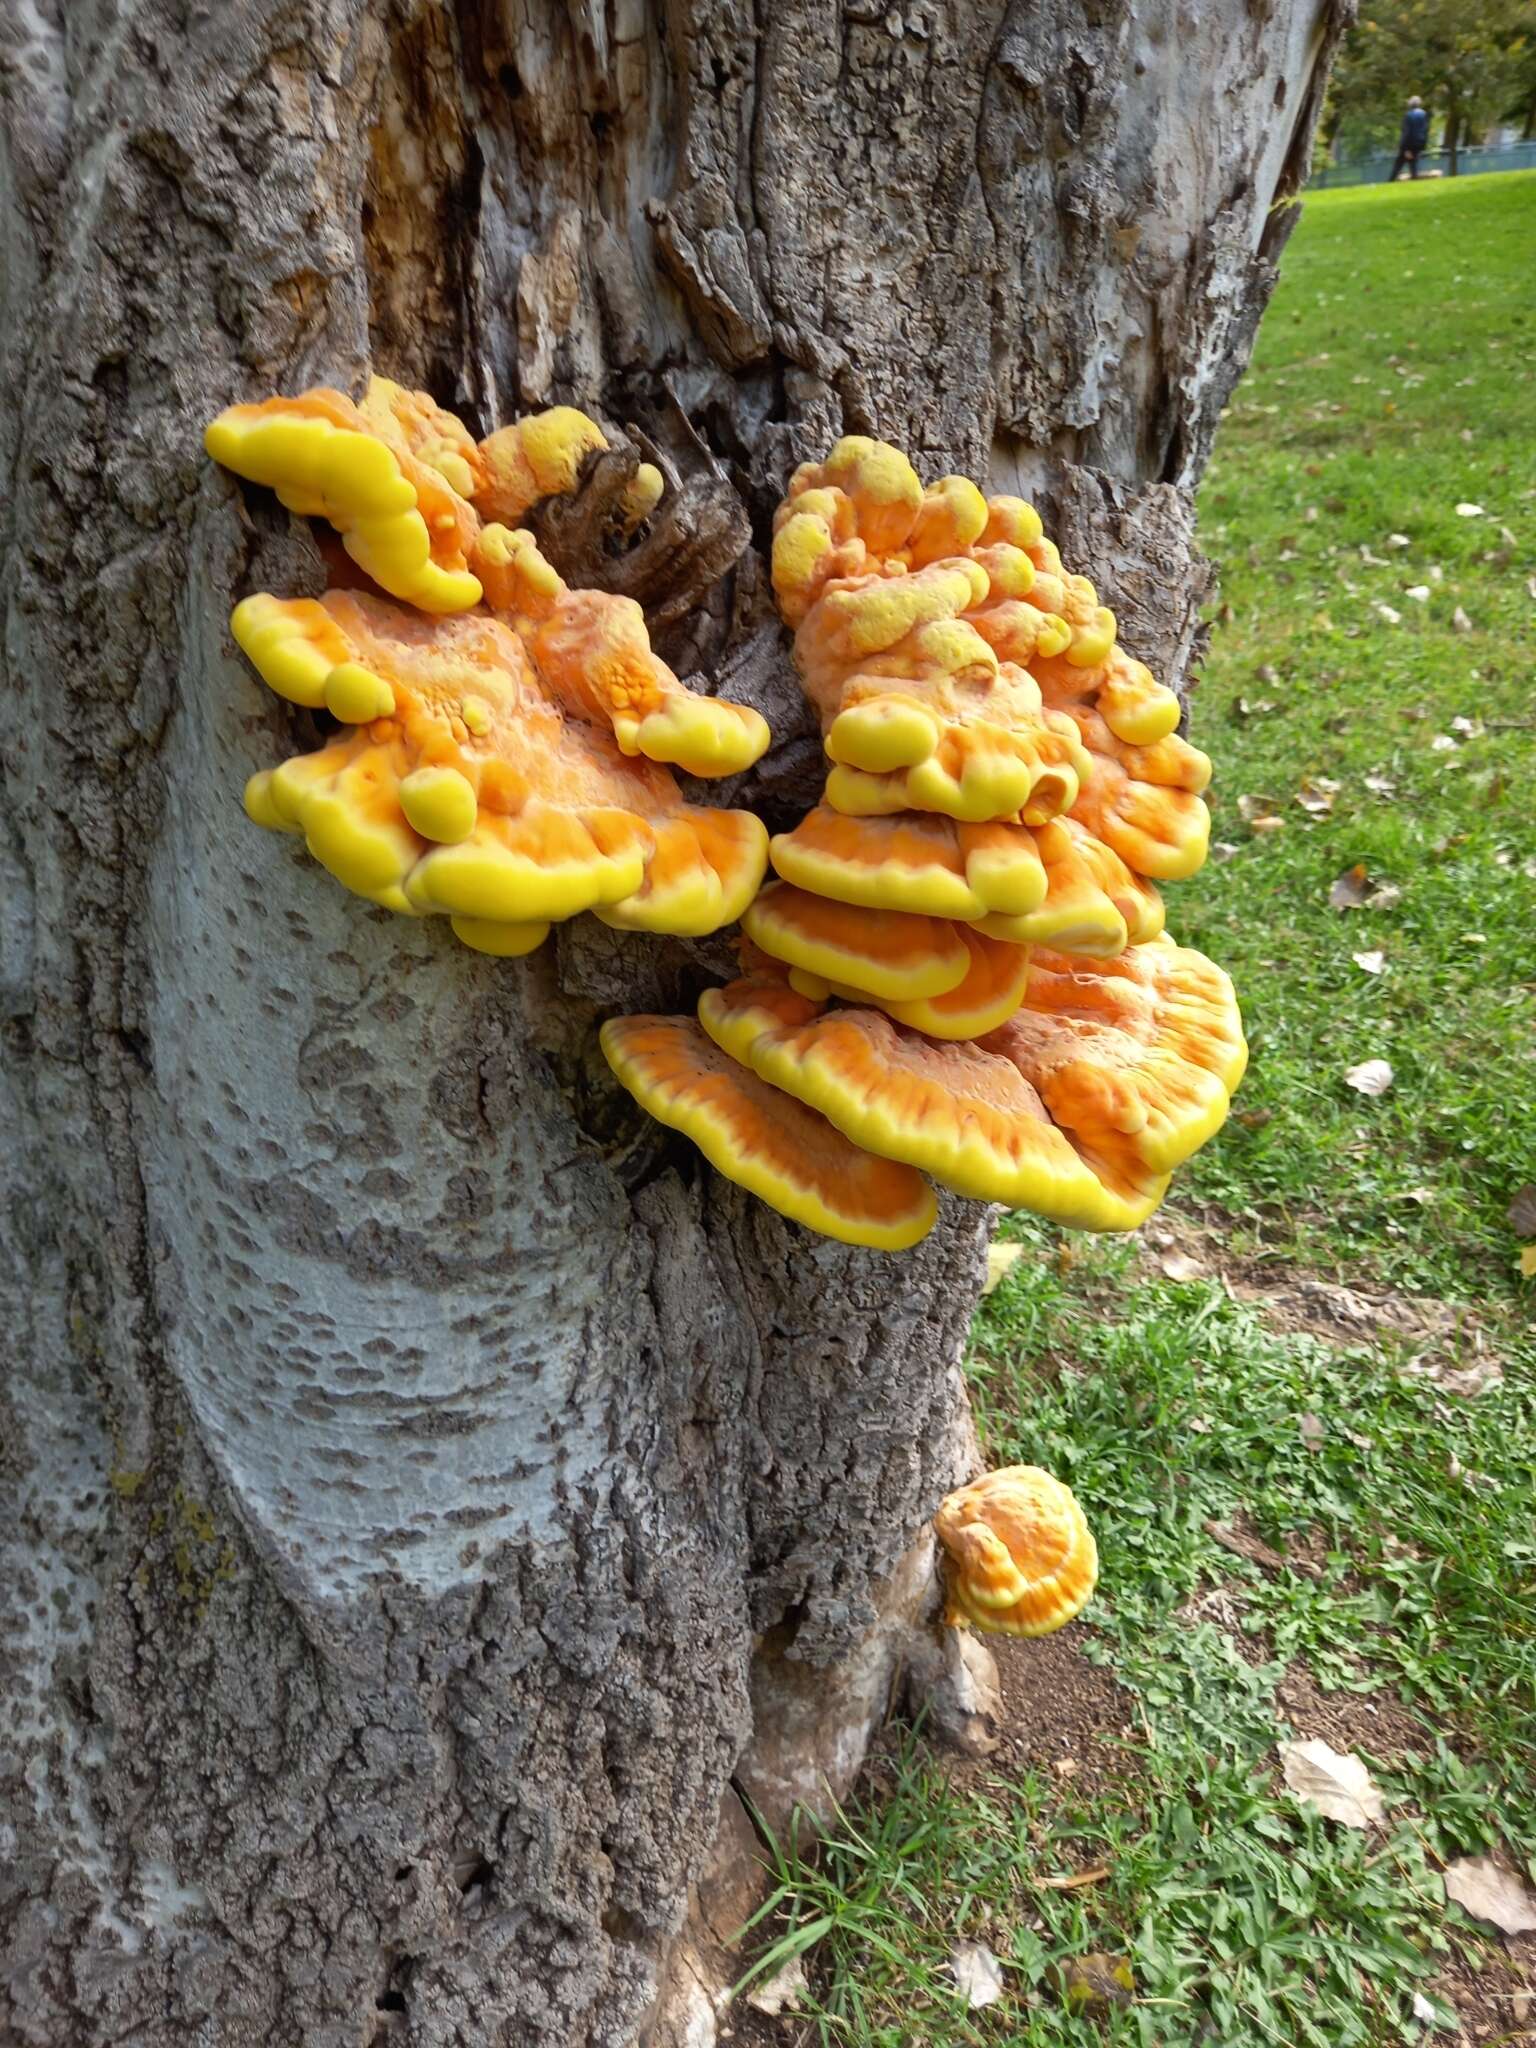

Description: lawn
[741,174,1536,2047]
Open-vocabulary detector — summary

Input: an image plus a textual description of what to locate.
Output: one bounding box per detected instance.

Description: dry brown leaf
[1205,1519,1322,1578]
[1451,606,1473,633]
[1296,778,1340,816]
[1344,1059,1394,1096]
[1330,863,1374,910]
[1442,1856,1536,1936]
[1505,1185,1536,1236]
[1037,1867,1110,1891]
[1160,1251,1205,1283]
[1279,1738,1385,1827]
[1352,950,1386,975]
[1299,1412,1326,1450]
[950,1942,1006,2011]
[746,1956,807,2017]
[983,1242,1026,1295]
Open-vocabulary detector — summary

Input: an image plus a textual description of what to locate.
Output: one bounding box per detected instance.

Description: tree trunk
[0,3,1348,2043]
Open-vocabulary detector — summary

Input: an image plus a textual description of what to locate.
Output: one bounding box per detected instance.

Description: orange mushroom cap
[770,805,1049,920]
[973,818,1164,958]
[699,977,1167,1230]
[935,1466,1098,1637]
[981,937,1247,1182]
[232,588,766,949]
[743,882,974,1002]
[786,925,1034,1040]
[600,1015,937,1250]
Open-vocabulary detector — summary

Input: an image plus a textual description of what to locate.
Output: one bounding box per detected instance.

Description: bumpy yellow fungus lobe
[974,818,1164,959]
[232,588,767,943]
[475,527,770,779]
[984,939,1248,1185]
[600,1015,937,1251]
[770,806,1048,920]
[743,884,973,1003]
[206,382,485,613]
[935,1467,1098,1638]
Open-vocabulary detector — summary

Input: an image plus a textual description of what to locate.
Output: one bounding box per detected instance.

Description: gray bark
[0,2,1348,2042]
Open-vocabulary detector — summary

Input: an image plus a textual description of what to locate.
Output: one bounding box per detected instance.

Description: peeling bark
[0,2,1348,2042]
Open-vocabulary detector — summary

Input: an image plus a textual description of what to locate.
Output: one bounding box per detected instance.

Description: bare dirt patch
[1138,1215,1506,1388]
[1272,1658,1434,1767]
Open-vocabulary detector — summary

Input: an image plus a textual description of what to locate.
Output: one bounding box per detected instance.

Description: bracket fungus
[935,1467,1098,1637]
[209,397,1240,1250]
[605,434,1243,1249]
[210,385,765,957]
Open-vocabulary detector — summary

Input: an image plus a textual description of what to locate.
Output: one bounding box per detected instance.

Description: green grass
[743,175,1536,2047]
[1181,171,1536,1303]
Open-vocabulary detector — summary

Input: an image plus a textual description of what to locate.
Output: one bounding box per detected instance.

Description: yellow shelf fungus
[699,973,1171,1231]
[474,525,769,778]
[234,588,766,946]
[935,1466,1098,1638]
[211,395,1242,1252]
[599,1015,937,1250]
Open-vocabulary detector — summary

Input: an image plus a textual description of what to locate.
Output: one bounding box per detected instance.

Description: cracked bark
[0,2,1348,2042]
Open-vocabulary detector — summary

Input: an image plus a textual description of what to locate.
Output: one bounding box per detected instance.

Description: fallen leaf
[1160,1251,1205,1282]
[1373,602,1402,625]
[950,1942,1006,2011]
[1188,1416,1213,1434]
[1352,950,1386,974]
[746,1956,807,2017]
[1279,1738,1385,1827]
[1404,584,1430,602]
[1363,773,1397,796]
[1451,606,1473,633]
[1520,1247,1536,1280]
[1442,1856,1536,1936]
[1037,1867,1110,1891]
[1430,733,1458,752]
[1049,1953,1134,2015]
[1238,792,1284,822]
[1411,1988,1457,2029]
[1345,1059,1393,1096]
[1296,777,1340,815]
[1385,532,1411,548]
[1505,1186,1536,1236]
[1236,695,1276,719]
[983,1242,1025,1295]
[1211,840,1242,862]
[1526,575,1536,601]
[1205,1519,1321,1578]
[1450,715,1481,736]
[1454,502,1484,518]
[1299,1412,1326,1450]
[1052,1756,1080,1779]
[1249,814,1285,835]
[1329,863,1374,910]
[1367,882,1402,910]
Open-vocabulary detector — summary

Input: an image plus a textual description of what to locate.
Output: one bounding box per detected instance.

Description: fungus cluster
[208,380,769,957]
[208,394,1241,1253]
[603,436,1244,1248]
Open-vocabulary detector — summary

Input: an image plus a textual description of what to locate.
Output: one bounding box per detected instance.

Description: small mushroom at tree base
[935,1466,1098,1637]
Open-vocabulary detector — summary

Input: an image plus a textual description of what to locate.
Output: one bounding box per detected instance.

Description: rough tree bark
[0,3,1347,2043]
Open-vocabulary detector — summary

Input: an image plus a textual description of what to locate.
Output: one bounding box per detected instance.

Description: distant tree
[1332,0,1534,170]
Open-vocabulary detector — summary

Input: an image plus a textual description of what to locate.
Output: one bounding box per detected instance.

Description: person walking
[1390,96,1431,180]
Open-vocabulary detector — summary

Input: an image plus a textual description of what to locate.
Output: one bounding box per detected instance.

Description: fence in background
[1311,141,1536,188]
